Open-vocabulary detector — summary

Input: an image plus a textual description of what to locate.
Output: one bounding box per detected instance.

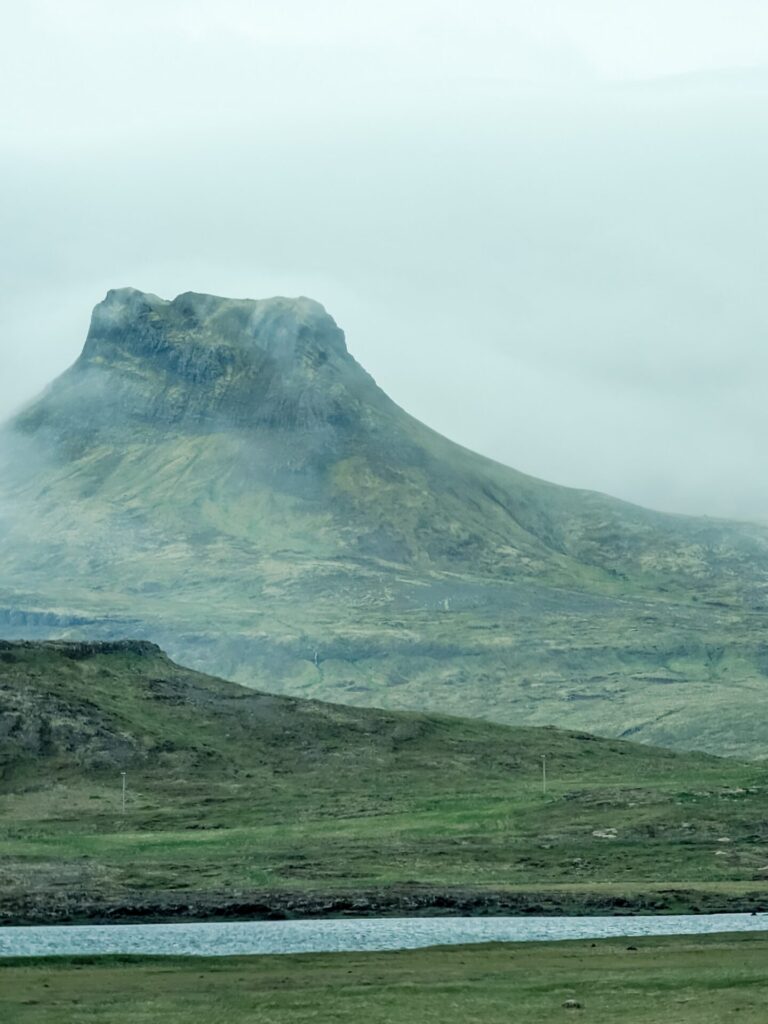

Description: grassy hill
[3,641,768,923]
[2,288,768,754]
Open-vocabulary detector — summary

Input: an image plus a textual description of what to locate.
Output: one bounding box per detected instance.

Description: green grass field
[4,933,768,1023]
[5,643,768,920]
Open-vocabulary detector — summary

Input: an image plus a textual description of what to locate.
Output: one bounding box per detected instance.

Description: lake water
[1,913,767,958]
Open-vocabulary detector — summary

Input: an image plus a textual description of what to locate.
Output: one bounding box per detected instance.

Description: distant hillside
[2,289,768,754]
[3,641,768,922]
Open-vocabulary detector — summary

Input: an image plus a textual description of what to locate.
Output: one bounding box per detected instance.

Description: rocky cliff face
[18,289,388,442]
[0,641,152,768]
[3,289,768,756]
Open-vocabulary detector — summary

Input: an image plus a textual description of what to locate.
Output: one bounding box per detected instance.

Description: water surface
[1,913,766,958]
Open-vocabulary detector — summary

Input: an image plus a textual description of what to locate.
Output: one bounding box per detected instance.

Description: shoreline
[4,884,768,927]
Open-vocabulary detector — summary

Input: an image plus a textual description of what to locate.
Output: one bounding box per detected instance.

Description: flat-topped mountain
[26,288,385,436]
[3,289,768,756]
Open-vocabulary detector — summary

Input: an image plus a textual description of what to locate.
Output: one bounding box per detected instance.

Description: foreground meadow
[6,643,768,922]
[3,932,768,1023]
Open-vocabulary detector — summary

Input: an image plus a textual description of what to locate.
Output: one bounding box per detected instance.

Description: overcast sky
[3,1,768,520]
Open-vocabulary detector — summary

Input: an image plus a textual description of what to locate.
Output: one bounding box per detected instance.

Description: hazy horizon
[3,2,768,521]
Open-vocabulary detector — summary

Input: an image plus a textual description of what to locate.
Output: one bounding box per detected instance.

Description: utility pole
[121,771,127,814]
[541,754,547,796]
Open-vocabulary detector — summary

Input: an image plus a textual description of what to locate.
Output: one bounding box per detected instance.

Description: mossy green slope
[2,288,768,754]
[4,641,768,919]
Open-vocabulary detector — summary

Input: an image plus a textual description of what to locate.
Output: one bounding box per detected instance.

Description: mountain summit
[23,288,386,436]
[3,289,768,756]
